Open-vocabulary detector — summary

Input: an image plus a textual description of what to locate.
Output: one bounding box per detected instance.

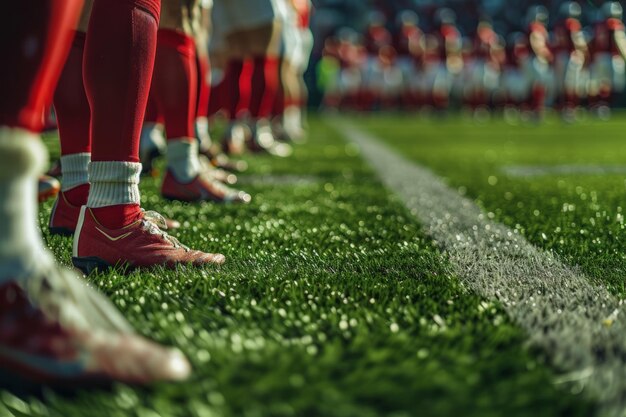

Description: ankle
[63,183,89,207]
[91,204,142,230]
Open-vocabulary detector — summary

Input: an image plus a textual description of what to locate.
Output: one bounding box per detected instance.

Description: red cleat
[49,191,81,236]
[0,266,191,386]
[50,193,180,236]
[46,160,62,177]
[72,207,225,274]
[161,170,251,204]
[38,175,61,203]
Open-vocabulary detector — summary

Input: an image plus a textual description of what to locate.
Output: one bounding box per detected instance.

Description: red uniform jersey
[292,0,311,29]
[394,26,422,59]
[553,18,582,54]
[474,26,498,60]
[592,18,625,56]
[364,26,392,55]
[527,22,551,58]
[505,41,529,69]
[438,24,461,61]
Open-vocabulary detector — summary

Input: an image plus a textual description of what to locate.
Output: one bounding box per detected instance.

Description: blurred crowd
[310,1,626,121]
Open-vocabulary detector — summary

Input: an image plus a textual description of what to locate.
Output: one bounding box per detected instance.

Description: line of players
[319,2,626,122]
[0,0,313,388]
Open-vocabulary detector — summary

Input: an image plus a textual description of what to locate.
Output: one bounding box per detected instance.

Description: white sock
[167,139,201,183]
[60,152,90,192]
[195,117,212,152]
[87,161,142,208]
[139,122,166,155]
[0,127,54,282]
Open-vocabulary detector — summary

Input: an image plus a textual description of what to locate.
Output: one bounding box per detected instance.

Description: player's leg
[73,0,226,273]
[49,1,93,235]
[221,0,291,156]
[0,0,192,385]
[153,0,250,203]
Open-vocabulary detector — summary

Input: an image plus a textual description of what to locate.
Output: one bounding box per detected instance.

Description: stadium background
[305,0,626,107]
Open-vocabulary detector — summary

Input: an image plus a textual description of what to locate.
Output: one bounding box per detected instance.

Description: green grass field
[7,114,626,416]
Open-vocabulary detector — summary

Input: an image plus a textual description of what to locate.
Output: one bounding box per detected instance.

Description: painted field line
[333,119,626,416]
[502,164,626,178]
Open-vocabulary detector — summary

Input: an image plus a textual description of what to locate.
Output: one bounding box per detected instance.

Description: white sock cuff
[167,139,201,183]
[167,138,198,160]
[0,127,47,180]
[60,152,91,191]
[87,161,142,208]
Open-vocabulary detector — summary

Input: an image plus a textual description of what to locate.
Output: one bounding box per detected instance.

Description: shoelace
[141,210,189,251]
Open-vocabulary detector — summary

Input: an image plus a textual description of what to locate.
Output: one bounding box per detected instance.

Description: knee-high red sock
[0,0,82,132]
[151,29,197,140]
[145,94,163,124]
[249,55,280,120]
[54,31,91,155]
[273,79,285,119]
[208,78,225,118]
[224,59,244,121]
[84,0,160,229]
[53,31,91,206]
[196,54,210,119]
[85,0,159,162]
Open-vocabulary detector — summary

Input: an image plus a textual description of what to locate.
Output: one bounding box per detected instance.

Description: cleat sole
[49,227,75,237]
[72,257,112,275]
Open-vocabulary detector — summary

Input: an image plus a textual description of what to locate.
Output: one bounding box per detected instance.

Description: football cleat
[248,120,292,157]
[49,192,181,237]
[46,160,62,178]
[38,175,61,203]
[72,207,225,274]
[161,168,251,204]
[0,264,191,385]
[221,122,249,155]
[49,191,82,236]
[207,152,248,173]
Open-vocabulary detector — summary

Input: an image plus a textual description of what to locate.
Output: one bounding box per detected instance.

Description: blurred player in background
[433,8,462,112]
[525,5,553,120]
[213,0,291,156]
[503,31,531,121]
[143,0,250,203]
[361,11,392,110]
[553,1,589,122]
[590,1,626,119]
[394,10,424,109]
[468,16,504,119]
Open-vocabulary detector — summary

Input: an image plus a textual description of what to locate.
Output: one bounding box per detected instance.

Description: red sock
[151,29,197,140]
[93,204,143,230]
[0,0,82,132]
[237,59,254,118]
[273,82,286,119]
[84,0,160,162]
[53,31,91,155]
[84,0,160,229]
[65,183,90,206]
[196,53,210,119]
[224,59,244,121]
[208,78,225,118]
[249,55,280,120]
[145,94,163,124]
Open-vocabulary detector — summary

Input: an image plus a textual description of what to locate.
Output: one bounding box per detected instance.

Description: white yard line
[334,120,626,416]
[502,164,626,178]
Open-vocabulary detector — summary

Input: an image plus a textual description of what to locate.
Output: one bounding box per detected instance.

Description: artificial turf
[359,113,626,298]
[0,117,593,416]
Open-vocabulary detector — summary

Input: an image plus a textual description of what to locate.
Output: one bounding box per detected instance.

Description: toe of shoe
[193,251,226,266]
